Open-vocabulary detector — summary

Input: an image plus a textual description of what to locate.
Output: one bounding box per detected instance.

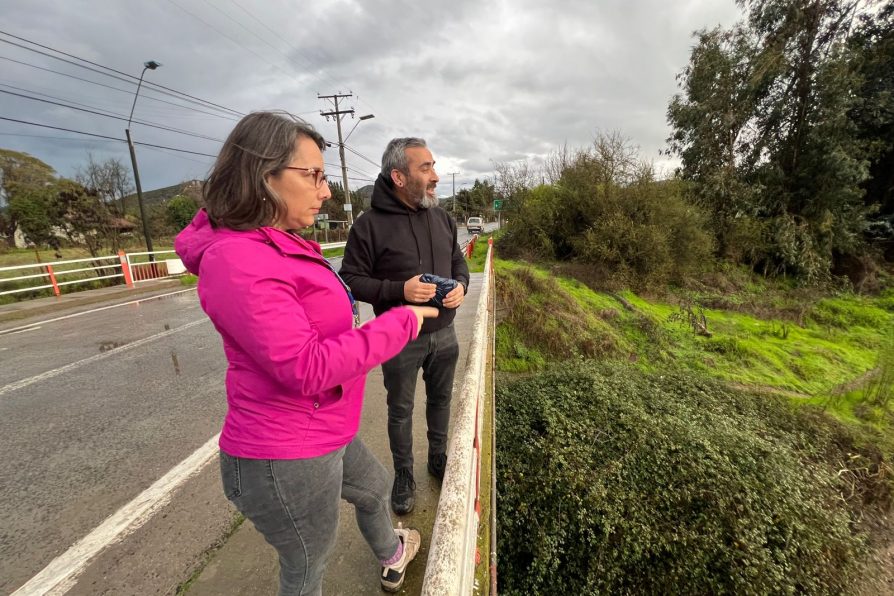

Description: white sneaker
[380,523,421,592]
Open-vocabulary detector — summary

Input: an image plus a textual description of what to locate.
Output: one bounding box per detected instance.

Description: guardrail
[0,254,126,297]
[125,250,186,284]
[1,234,479,301]
[0,249,187,298]
[423,239,494,594]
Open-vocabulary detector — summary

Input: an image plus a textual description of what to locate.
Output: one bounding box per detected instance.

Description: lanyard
[325,259,361,328]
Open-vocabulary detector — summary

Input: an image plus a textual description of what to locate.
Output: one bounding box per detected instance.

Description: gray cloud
[0,0,741,193]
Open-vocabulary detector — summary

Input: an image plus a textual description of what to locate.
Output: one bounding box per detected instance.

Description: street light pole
[126,60,161,256]
[447,171,459,216]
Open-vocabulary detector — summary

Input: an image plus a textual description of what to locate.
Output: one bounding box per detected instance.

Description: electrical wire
[0,56,240,121]
[0,116,219,157]
[0,30,243,117]
[1,88,225,143]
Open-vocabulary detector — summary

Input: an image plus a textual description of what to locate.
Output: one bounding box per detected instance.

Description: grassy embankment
[494,256,894,594]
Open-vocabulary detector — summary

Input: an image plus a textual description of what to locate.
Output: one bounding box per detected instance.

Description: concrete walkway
[186,273,483,596]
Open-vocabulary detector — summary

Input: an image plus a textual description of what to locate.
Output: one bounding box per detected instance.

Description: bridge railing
[423,239,494,595]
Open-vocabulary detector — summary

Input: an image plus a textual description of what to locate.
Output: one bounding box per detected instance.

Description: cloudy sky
[1,0,741,196]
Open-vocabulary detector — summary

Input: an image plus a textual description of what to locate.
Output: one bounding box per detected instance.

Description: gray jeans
[382,324,459,471]
[220,437,399,596]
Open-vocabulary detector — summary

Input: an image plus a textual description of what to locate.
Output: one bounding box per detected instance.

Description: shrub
[497,363,871,595]
[496,137,715,288]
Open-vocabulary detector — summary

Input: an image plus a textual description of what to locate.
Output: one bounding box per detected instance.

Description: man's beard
[407,178,438,209]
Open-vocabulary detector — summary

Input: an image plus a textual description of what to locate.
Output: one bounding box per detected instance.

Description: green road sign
[493,199,503,211]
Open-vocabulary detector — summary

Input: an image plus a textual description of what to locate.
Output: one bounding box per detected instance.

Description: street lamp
[337,113,374,228]
[125,60,161,256]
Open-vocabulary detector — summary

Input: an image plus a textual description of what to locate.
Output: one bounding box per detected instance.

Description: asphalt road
[0,231,491,594]
[0,289,228,594]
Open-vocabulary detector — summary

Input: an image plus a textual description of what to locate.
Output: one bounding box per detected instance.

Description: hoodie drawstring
[408,210,423,271]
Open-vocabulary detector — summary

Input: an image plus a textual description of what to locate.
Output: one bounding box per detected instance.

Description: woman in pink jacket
[175,111,436,595]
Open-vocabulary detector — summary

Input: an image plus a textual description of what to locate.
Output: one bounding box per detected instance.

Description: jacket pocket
[219,451,242,500]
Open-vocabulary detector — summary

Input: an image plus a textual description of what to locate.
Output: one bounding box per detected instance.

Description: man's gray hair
[381,137,427,177]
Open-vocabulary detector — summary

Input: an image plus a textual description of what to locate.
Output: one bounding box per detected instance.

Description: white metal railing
[0,249,189,298]
[0,254,123,297]
[125,250,186,284]
[423,240,493,594]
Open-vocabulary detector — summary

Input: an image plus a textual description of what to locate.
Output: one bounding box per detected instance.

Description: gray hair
[381,137,427,177]
[204,111,325,230]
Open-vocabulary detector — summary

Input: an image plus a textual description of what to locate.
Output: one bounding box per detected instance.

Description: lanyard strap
[325,260,361,328]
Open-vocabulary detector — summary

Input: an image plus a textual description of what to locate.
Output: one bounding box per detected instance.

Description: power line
[0,30,243,117]
[1,88,225,143]
[0,117,219,157]
[227,0,348,93]
[0,56,240,121]
[165,0,317,88]
[344,143,382,170]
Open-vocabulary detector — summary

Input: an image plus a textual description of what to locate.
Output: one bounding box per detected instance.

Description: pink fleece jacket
[175,210,418,459]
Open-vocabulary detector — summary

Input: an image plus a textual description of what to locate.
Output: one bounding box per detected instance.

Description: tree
[165,195,199,232]
[0,149,57,248]
[668,0,878,280]
[75,154,133,215]
[323,180,360,222]
[667,26,761,258]
[53,180,116,257]
[850,0,894,257]
[8,184,61,254]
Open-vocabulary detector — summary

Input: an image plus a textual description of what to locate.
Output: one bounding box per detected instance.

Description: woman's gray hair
[381,137,427,177]
[203,111,326,230]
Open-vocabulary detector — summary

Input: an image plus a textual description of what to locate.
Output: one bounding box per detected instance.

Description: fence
[125,251,186,284]
[1,236,479,301]
[423,239,495,594]
[0,250,186,298]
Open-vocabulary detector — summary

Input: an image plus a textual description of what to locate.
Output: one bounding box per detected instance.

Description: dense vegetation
[498,363,886,594]
[493,3,893,591]
[495,0,893,289]
[494,260,894,594]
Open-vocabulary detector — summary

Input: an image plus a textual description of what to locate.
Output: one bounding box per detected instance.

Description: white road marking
[0,318,209,397]
[5,326,42,335]
[0,288,198,336]
[11,432,221,596]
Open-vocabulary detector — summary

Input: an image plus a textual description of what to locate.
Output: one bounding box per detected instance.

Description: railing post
[119,251,134,288]
[46,265,60,296]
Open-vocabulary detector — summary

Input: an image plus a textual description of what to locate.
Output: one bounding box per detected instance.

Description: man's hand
[442,283,465,309]
[404,274,437,303]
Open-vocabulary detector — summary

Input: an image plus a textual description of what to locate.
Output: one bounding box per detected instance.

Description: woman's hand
[406,305,439,335]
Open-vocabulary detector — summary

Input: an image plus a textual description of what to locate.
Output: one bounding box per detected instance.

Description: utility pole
[127,60,161,259]
[447,171,459,217]
[319,92,356,228]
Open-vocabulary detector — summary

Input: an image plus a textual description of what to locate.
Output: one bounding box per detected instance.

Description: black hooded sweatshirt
[339,173,470,334]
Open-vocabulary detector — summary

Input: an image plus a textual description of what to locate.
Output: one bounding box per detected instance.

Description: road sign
[493,199,503,211]
[343,203,352,212]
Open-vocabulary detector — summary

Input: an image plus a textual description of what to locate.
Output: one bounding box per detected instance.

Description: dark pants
[381,324,459,471]
[220,437,399,596]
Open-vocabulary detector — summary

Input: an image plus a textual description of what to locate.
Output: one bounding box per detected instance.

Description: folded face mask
[419,273,458,307]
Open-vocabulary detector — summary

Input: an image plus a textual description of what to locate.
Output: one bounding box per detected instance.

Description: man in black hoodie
[340,137,470,515]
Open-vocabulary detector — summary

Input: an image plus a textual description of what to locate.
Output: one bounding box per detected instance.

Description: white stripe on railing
[423,242,493,595]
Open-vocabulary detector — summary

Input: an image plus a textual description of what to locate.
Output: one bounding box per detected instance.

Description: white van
[466,217,483,234]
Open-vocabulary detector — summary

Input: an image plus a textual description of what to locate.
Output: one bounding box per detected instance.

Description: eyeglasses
[283,166,328,188]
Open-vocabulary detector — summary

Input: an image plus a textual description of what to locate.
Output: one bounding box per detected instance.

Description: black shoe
[428,453,447,481]
[391,467,416,515]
